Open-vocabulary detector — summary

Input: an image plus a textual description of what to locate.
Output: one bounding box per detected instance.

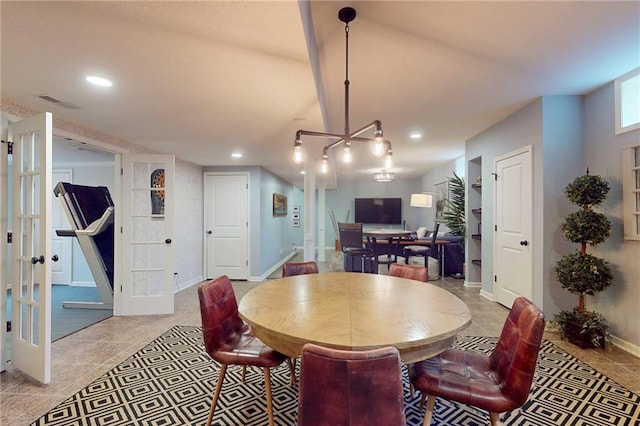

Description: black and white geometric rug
[32,326,640,425]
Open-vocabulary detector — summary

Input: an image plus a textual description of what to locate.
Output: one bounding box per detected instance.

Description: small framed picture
[292,220,300,228]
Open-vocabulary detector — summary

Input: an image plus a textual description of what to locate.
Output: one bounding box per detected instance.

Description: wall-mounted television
[354,198,402,225]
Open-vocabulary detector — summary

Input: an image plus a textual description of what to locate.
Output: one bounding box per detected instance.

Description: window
[615,68,640,135]
[623,145,640,240]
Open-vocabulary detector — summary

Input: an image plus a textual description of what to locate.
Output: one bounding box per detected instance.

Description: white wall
[173,159,204,289]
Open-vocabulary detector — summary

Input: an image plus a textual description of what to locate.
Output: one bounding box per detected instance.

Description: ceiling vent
[38,95,81,110]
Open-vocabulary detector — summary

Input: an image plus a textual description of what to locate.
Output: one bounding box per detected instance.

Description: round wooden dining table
[238,272,472,363]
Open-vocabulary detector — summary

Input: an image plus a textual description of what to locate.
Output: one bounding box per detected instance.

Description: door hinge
[120,226,123,233]
[494,275,497,282]
[6,321,11,332]
[1,140,12,155]
[121,168,124,175]
[246,260,248,266]
[492,172,498,180]
[120,285,123,292]
[495,225,497,232]
[7,232,12,244]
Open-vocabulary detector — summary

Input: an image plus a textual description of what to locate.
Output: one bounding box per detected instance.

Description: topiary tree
[554,170,613,348]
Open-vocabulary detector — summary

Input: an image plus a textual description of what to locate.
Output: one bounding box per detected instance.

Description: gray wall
[583,81,640,348]
[465,98,545,298]
[324,176,423,244]
[465,92,638,348]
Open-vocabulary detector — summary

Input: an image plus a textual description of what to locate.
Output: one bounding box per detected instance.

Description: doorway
[204,173,249,280]
[493,146,533,307]
[50,137,116,335]
[4,136,116,345]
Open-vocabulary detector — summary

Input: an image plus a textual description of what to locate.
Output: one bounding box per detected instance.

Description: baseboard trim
[256,250,297,281]
[610,334,640,358]
[174,276,204,293]
[479,289,495,301]
[71,281,96,287]
[463,280,482,288]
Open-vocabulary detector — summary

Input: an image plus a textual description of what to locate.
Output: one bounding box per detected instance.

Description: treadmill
[54,182,114,310]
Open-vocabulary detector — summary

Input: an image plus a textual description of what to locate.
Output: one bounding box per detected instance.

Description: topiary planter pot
[565,319,606,349]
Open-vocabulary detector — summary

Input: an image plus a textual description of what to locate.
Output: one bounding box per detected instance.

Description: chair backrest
[282,261,319,277]
[388,263,428,282]
[298,343,406,426]
[338,222,365,251]
[490,296,545,407]
[197,275,246,357]
[430,222,440,247]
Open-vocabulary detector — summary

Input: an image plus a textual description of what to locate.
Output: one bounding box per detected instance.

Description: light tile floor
[1,253,639,425]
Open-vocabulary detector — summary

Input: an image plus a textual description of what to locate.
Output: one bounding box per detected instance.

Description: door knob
[520,240,529,246]
[52,255,59,262]
[165,238,172,244]
[207,230,212,235]
[31,255,45,264]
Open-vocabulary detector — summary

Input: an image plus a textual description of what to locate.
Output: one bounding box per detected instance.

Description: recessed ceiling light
[300,170,305,175]
[410,132,422,139]
[86,75,113,87]
[231,152,242,158]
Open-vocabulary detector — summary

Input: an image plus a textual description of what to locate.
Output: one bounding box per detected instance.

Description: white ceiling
[2,1,639,188]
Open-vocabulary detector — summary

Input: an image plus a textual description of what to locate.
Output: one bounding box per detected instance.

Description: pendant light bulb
[321,158,329,174]
[373,128,384,157]
[293,139,303,164]
[343,143,352,163]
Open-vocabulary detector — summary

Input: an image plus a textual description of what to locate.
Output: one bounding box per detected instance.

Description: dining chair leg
[207,364,228,426]
[286,358,296,386]
[423,395,436,426]
[241,365,247,381]
[489,412,502,426]
[263,367,275,426]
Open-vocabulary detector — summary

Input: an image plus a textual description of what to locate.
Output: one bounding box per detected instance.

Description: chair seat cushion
[411,348,518,413]
[212,324,288,367]
[344,247,373,256]
[403,245,429,254]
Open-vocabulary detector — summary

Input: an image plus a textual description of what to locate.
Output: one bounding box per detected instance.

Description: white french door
[120,154,175,315]
[494,146,533,308]
[11,112,53,384]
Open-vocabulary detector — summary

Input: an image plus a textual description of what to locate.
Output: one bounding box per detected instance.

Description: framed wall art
[273,193,287,216]
[434,181,449,222]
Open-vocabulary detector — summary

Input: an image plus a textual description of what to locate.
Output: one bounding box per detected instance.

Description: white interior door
[121,154,175,315]
[205,173,248,280]
[51,170,72,285]
[494,146,533,308]
[11,112,53,384]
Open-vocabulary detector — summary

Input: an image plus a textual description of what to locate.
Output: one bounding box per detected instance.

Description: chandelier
[373,171,395,182]
[293,7,393,174]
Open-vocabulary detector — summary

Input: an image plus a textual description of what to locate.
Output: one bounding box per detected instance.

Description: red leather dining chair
[410,296,545,426]
[198,275,294,426]
[282,261,319,277]
[388,263,428,282]
[298,343,406,426]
